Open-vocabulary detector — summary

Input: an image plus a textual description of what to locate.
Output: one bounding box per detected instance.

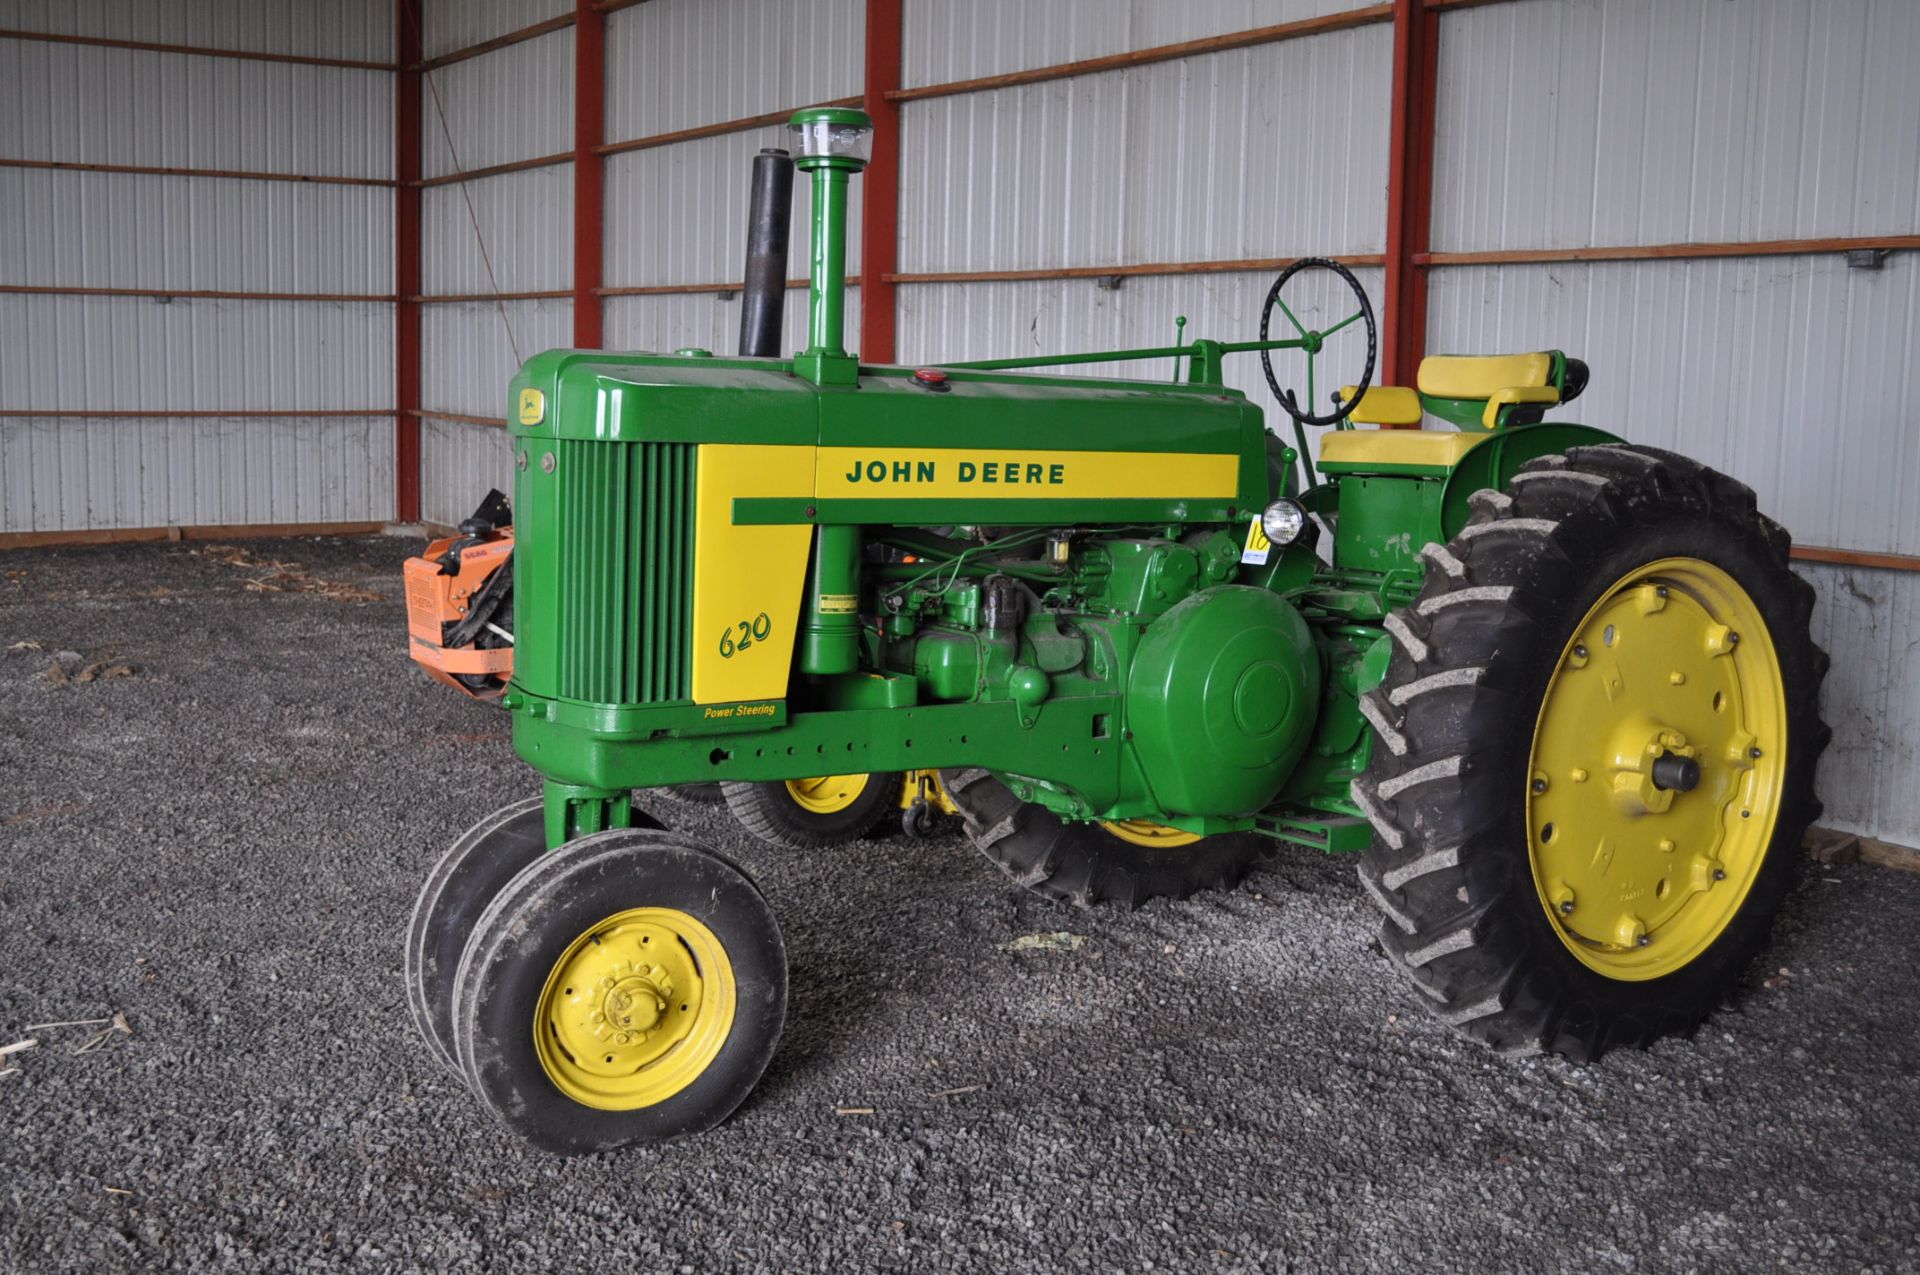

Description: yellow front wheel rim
[1100,819,1204,848]
[783,772,870,815]
[534,907,736,1110]
[1527,557,1787,981]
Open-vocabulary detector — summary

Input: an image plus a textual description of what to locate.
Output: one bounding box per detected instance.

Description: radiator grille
[555,441,695,704]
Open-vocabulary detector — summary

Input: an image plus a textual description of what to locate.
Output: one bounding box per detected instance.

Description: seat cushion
[1319,429,1488,473]
[1337,385,1424,427]
[1417,352,1554,399]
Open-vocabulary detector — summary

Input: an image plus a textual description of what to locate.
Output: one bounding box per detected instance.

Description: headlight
[1261,498,1307,546]
[788,107,873,166]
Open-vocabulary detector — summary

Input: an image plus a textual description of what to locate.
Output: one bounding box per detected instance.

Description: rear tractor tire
[722,772,904,850]
[1355,444,1828,1061]
[941,768,1270,909]
[449,827,787,1153]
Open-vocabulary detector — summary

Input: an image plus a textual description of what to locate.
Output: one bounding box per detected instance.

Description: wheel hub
[783,772,869,814]
[535,907,736,1108]
[1527,558,1786,981]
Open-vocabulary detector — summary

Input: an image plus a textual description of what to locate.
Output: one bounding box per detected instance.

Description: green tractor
[403,107,1826,1153]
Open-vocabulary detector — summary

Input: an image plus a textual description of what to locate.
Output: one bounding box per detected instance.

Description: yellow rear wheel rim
[1527,557,1787,982]
[534,907,735,1110]
[1100,819,1204,848]
[783,772,870,815]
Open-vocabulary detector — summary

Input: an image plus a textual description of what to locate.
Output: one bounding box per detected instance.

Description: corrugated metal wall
[415,0,572,528]
[896,17,1391,400]
[599,0,865,361]
[1427,0,1920,843]
[0,2,397,533]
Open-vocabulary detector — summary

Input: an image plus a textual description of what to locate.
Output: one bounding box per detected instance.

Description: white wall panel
[900,27,1389,274]
[604,125,863,286]
[422,167,574,294]
[897,268,1380,408]
[605,0,863,140]
[421,420,516,529]
[422,0,564,61]
[0,296,393,413]
[0,0,393,62]
[0,416,394,531]
[420,29,574,178]
[605,286,859,359]
[0,171,392,294]
[1801,562,1920,847]
[902,0,1367,87]
[0,40,394,178]
[1432,0,1920,252]
[421,299,572,420]
[1424,254,1920,559]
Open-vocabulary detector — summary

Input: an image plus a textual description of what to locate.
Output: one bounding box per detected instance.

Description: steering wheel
[1259,257,1378,427]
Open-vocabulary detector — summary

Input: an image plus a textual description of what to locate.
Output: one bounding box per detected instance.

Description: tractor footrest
[1251,811,1371,854]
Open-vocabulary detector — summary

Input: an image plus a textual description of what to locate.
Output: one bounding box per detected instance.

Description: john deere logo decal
[517,388,545,426]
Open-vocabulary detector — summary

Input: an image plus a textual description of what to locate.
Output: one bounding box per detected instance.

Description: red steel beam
[395,0,424,524]
[573,0,606,348]
[0,284,392,302]
[1382,0,1439,396]
[860,0,903,363]
[1420,235,1920,266]
[0,157,393,187]
[0,521,389,551]
[415,13,574,72]
[888,5,1393,103]
[0,27,395,71]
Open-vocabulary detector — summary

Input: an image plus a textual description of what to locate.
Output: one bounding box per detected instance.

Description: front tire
[941,768,1269,908]
[404,797,550,1078]
[1355,445,1828,1060]
[449,828,787,1153]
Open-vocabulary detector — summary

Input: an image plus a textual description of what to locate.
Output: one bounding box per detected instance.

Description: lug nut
[1532,778,1548,794]
[1573,644,1588,659]
[1559,900,1575,915]
[1713,868,1727,881]
[1656,586,1669,598]
[1750,746,1763,759]
[1636,935,1652,947]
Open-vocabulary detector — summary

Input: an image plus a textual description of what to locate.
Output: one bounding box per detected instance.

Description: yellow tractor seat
[1336,385,1423,427]
[1417,352,1554,400]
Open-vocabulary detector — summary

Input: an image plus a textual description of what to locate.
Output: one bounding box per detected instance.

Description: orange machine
[403,492,515,698]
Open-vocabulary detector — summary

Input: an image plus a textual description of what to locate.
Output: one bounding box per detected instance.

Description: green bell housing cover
[1126,585,1322,817]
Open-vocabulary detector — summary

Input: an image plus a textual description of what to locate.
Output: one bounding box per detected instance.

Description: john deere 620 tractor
[403,107,1826,1153]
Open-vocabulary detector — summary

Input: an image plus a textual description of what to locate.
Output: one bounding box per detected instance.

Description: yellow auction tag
[1241,515,1272,565]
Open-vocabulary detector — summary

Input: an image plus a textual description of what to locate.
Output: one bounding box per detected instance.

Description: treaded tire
[939,768,1270,909]
[721,773,904,849]
[449,828,786,1153]
[405,797,663,1080]
[1354,444,1829,1061]
[404,797,548,1079]
[666,783,725,804]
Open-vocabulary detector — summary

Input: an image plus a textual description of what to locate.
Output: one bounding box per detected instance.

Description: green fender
[1437,422,1622,540]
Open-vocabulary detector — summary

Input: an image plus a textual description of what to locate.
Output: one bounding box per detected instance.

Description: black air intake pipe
[738,147,795,357]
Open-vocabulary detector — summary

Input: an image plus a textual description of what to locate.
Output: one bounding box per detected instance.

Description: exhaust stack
[737,147,794,358]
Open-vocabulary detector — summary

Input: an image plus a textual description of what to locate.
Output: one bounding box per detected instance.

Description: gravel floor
[0,535,1916,1274]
